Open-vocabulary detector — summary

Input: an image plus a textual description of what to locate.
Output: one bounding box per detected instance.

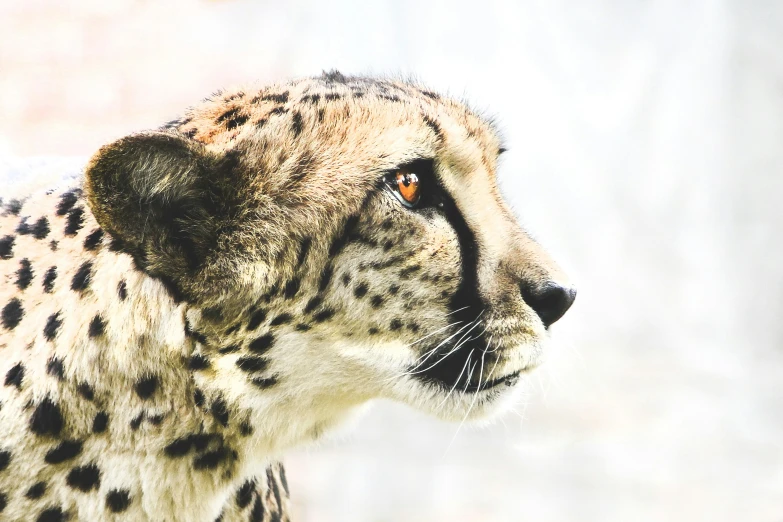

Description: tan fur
[0,72,573,521]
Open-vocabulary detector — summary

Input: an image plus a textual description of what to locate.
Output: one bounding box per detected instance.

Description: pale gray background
[1,1,781,521]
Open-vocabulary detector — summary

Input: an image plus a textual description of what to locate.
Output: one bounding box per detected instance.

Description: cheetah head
[84,74,575,434]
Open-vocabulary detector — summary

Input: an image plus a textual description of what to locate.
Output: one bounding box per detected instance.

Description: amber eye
[394,170,421,207]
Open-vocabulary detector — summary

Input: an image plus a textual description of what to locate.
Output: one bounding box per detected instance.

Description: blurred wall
[2,1,782,521]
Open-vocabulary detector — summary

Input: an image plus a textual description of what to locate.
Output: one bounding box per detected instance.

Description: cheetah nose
[520,282,577,328]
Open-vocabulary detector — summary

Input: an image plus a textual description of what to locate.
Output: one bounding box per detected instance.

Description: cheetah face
[85,75,575,428]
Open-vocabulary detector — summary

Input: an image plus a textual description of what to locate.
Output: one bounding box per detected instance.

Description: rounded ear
[84,132,235,295]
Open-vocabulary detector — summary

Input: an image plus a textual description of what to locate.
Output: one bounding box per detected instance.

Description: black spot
[216,108,249,130]
[44,440,82,464]
[283,279,300,299]
[77,382,94,401]
[42,266,57,293]
[88,315,105,337]
[5,363,24,389]
[117,280,127,300]
[390,319,403,331]
[325,93,341,101]
[70,261,93,291]
[193,388,205,407]
[129,413,143,431]
[31,397,63,436]
[313,309,335,322]
[190,433,212,452]
[263,92,289,103]
[421,90,439,99]
[189,354,210,371]
[353,282,368,298]
[4,198,23,215]
[56,190,79,216]
[250,495,264,522]
[400,264,421,276]
[380,94,401,102]
[83,228,104,250]
[37,507,66,522]
[0,450,10,471]
[303,93,321,103]
[164,437,192,457]
[368,327,379,335]
[341,273,351,286]
[106,489,132,513]
[184,321,209,345]
[408,323,420,333]
[248,334,275,354]
[303,296,322,314]
[1,298,24,330]
[353,91,365,98]
[236,356,268,373]
[317,107,326,122]
[32,217,50,239]
[291,111,303,136]
[211,398,229,426]
[148,413,165,425]
[135,375,158,400]
[218,343,240,354]
[383,239,394,251]
[295,323,311,331]
[240,422,254,436]
[66,463,101,492]
[46,357,65,380]
[370,295,384,308]
[251,377,278,389]
[246,309,267,331]
[43,312,62,341]
[381,220,393,231]
[236,479,256,509]
[64,206,84,236]
[193,447,230,470]
[318,264,333,292]
[269,314,292,326]
[269,107,287,116]
[255,118,268,128]
[92,412,109,433]
[49,240,58,251]
[0,235,14,259]
[25,481,47,499]
[389,284,400,295]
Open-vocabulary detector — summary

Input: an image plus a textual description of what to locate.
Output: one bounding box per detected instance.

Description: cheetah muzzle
[0,72,575,521]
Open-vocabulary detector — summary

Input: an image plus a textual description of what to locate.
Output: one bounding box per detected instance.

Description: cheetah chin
[0,71,575,522]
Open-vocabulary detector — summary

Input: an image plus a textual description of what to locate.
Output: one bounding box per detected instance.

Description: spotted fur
[0,72,574,521]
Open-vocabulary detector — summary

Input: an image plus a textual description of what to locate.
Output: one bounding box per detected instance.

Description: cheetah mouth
[462,371,520,393]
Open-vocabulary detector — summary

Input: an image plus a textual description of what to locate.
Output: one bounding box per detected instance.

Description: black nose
[521,282,576,328]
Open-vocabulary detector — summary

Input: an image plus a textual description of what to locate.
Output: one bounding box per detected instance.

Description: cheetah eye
[392,169,421,207]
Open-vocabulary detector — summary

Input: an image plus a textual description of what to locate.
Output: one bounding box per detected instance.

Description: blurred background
[2,1,782,520]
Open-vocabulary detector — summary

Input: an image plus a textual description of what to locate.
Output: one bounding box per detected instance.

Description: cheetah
[0,71,576,521]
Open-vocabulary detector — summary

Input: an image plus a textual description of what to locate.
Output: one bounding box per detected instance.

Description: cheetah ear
[84,131,236,285]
